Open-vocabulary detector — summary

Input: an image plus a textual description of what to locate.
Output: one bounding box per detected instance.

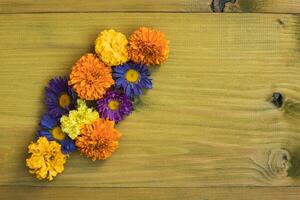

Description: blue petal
[125,84,133,97]
[141,78,153,89]
[113,66,127,73]
[39,113,59,130]
[44,76,77,118]
[60,138,76,154]
[36,130,54,141]
[135,85,143,96]
[113,72,124,78]
[115,78,124,88]
[132,84,140,96]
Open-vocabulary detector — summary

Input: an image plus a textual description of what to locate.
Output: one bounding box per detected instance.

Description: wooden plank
[1,13,300,188]
[1,186,300,200]
[0,0,212,13]
[218,0,300,13]
[0,0,300,14]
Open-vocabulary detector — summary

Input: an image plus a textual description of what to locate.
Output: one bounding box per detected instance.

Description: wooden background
[1,0,300,199]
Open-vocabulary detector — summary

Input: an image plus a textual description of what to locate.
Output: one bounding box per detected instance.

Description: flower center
[51,126,66,141]
[125,69,139,83]
[49,155,55,161]
[144,45,155,56]
[108,100,120,111]
[59,93,71,108]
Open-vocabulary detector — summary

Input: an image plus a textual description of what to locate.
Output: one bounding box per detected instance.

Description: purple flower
[113,62,152,98]
[45,76,76,118]
[97,90,133,123]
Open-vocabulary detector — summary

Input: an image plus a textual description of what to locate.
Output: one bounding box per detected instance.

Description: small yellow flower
[95,29,129,66]
[26,137,67,181]
[60,99,99,139]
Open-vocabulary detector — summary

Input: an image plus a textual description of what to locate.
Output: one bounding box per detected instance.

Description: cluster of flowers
[25,27,169,181]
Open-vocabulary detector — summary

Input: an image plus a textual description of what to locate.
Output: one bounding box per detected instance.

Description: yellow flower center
[51,126,66,141]
[125,69,139,83]
[108,100,120,111]
[59,93,71,108]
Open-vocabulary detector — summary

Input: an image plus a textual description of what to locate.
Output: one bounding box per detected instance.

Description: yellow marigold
[95,29,129,66]
[60,99,99,140]
[26,137,67,181]
[69,53,114,100]
[76,118,121,161]
[129,27,169,65]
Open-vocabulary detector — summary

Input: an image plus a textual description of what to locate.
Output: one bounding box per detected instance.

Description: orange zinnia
[75,118,121,161]
[129,27,169,65]
[69,54,114,100]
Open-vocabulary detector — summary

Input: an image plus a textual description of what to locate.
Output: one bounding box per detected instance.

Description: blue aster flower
[45,76,77,118]
[113,62,152,98]
[36,113,76,154]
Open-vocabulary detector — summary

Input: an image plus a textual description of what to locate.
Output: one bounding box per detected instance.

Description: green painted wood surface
[0,0,300,14]
[1,186,300,200]
[1,5,300,200]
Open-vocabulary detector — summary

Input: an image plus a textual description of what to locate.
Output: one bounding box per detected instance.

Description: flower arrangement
[25,27,170,181]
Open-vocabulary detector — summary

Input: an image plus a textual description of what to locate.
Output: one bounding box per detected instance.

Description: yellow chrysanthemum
[95,29,129,66]
[26,137,67,181]
[60,99,99,139]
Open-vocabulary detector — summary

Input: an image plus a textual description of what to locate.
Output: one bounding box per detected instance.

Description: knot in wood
[272,92,283,108]
[211,0,237,12]
[268,148,291,177]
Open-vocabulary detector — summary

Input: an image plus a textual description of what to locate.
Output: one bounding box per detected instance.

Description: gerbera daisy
[129,27,169,65]
[95,29,129,66]
[26,137,67,181]
[96,90,133,123]
[60,99,99,140]
[113,62,152,98]
[36,113,76,154]
[68,54,114,100]
[76,118,121,161]
[45,76,76,118]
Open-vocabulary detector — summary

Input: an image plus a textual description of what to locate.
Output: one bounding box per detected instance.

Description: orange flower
[75,118,121,161]
[69,54,114,100]
[129,27,169,65]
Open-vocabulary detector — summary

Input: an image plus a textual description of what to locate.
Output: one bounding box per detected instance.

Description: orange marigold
[75,118,121,161]
[129,27,169,65]
[69,54,114,100]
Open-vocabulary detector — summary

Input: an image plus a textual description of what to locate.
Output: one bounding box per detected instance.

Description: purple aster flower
[113,62,152,98]
[36,113,76,154]
[45,76,76,118]
[97,90,133,123]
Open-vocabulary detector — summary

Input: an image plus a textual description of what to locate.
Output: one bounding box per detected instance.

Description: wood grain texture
[1,13,300,187]
[0,0,300,14]
[0,0,212,13]
[1,186,300,200]
[1,12,300,199]
[221,0,300,13]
